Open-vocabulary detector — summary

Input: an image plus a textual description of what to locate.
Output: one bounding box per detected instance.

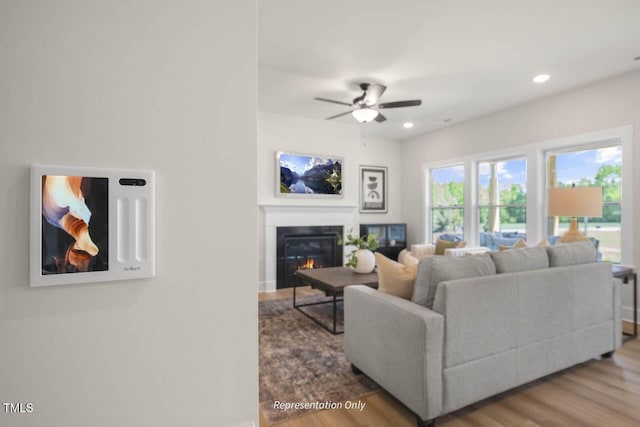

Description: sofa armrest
[411,244,436,259]
[344,285,444,420]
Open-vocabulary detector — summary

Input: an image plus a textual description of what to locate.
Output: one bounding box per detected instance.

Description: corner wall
[0,2,257,426]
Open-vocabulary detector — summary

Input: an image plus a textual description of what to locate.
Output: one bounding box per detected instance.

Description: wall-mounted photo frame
[30,164,156,287]
[360,165,387,213]
[276,151,343,198]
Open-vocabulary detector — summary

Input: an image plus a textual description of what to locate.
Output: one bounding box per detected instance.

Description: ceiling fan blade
[374,112,387,122]
[314,97,352,107]
[363,83,387,105]
[325,110,352,120]
[378,100,422,109]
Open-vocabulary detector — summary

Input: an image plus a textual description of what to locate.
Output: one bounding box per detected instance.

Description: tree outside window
[478,158,527,240]
[431,166,464,243]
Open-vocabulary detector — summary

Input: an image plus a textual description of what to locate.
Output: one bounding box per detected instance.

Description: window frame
[420,126,632,265]
[544,141,623,262]
[429,164,465,243]
[476,156,527,239]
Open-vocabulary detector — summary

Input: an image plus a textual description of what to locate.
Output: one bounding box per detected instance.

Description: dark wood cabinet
[359,223,407,261]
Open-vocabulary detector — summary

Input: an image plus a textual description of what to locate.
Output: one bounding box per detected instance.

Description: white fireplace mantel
[260,204,358,292]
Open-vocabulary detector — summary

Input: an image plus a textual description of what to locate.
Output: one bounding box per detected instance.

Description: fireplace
[276,226,343,289]
[261,205,356,292]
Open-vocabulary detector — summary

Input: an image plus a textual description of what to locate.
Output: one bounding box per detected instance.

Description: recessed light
[634,56,640,61]
[532,74,550,83]
[402,122,414,129]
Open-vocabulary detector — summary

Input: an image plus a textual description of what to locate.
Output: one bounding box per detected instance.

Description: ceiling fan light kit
[352,107,379,123]
[314,82,422,124]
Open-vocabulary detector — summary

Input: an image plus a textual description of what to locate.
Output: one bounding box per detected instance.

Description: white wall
[402,70,640,320]
[257,112,402,288]
[0,2,257,427]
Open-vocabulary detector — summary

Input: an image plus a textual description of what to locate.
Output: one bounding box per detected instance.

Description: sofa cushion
[546,241,597,267]
[375,252,418,300]
[435,238,459,256]
[412,253,496,308]
[490,246,549,274]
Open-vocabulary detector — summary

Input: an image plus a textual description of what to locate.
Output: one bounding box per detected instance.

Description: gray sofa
[344,242,621,427]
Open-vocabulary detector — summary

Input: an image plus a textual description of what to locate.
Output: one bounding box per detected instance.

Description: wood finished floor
[259,287,640,427]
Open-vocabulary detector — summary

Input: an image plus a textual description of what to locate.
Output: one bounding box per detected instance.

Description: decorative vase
[353,249,376,274]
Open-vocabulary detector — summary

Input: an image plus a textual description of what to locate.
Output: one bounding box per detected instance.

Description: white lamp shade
[352,108,379,123]
[548,186,603,217]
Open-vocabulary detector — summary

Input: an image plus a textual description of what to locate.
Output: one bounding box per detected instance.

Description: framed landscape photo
[360,166,387,213]
[276,151,343,198]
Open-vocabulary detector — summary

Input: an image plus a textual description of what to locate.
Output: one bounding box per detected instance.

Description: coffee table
[294,267,378,334]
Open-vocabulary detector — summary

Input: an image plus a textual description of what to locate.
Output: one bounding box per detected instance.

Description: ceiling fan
[314,83,421,123]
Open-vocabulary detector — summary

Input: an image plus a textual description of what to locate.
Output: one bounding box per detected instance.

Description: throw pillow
[537,239,550,247]
[435,238,459,256]
[412,253,496,309]
[375,252,418,300]
[398,249,419,266]
[498,238,527,251]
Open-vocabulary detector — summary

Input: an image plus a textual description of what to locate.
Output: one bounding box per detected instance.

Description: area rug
[259,295,380,424]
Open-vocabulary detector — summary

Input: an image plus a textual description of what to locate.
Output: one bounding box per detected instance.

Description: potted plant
[339,231,379,274]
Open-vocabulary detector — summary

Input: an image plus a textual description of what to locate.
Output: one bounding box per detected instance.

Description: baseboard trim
[258,280,276,293]
[622,320,637,336]
[622,306,640,324]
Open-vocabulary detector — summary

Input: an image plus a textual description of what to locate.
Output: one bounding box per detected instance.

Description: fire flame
[42,176,99,271]
[298,258,322,270]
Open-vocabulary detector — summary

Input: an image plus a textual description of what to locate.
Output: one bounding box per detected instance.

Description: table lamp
[548,185,603,243]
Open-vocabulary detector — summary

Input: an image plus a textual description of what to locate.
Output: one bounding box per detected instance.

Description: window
[547,145,622,262]
[430,165,464,243]
[477,158,527,249]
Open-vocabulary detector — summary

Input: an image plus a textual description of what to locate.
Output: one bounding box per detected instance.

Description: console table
[612,264,637,339]
[294,267,378,334]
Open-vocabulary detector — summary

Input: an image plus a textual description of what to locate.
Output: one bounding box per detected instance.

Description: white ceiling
[258,0,640,140]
